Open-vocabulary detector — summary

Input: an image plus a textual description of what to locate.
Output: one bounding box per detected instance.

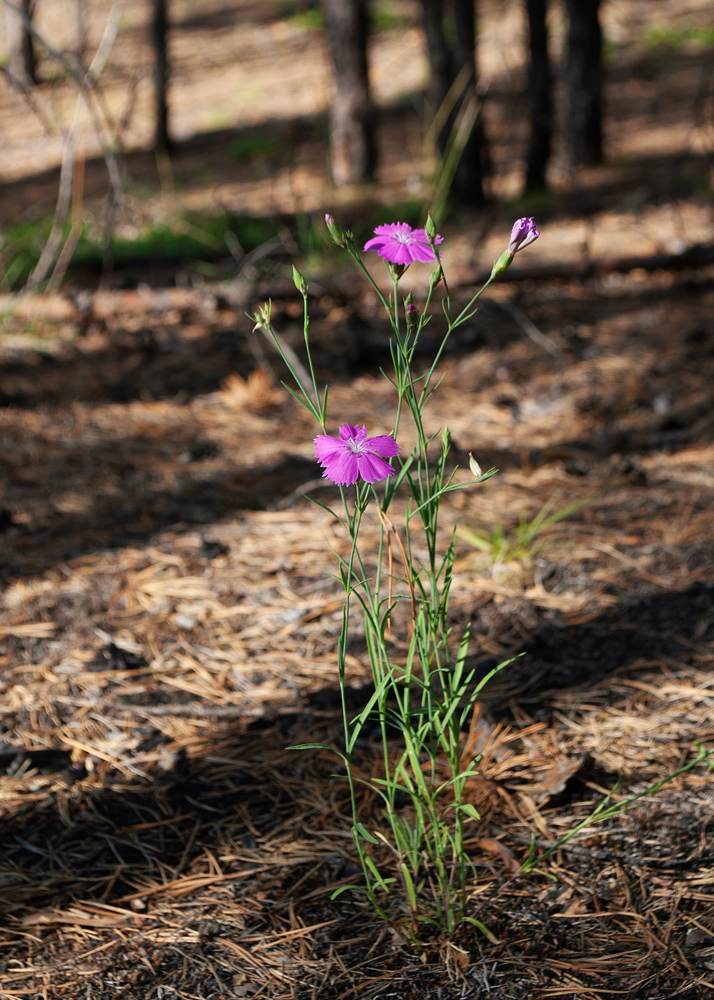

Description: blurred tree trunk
[525,0,551,191]
[563,0,602,170]
[151,0,171,153]
[6,0,36,89]
[421,0,487,207]
[322,0,375,185]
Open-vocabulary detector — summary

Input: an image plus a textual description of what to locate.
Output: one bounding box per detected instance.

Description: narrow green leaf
[288,743,347,766]
[364,854,392,891]
[354,822,380,845]
[463,917,500,942]
[330,884,366,900]
[400,863,418,911]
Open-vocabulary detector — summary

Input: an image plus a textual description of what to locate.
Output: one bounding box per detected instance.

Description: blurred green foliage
[643,26,714,50]
[287,6,324,29]
[0,200,432,290]
[0,212,283,289]
[227,133,285,164]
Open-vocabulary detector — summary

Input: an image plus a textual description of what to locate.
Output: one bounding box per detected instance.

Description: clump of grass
[457,498,587,576]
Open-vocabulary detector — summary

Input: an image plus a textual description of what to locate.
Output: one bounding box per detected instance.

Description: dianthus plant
[252,216,714,941]
[252,215,538,936]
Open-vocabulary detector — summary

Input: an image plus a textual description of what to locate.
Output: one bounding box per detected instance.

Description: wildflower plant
[249,215,533,936]
[250,215,712,939]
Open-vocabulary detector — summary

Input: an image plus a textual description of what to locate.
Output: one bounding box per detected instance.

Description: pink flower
[314,424,400,486]
[507,217,540,254]
[364,222,443,265]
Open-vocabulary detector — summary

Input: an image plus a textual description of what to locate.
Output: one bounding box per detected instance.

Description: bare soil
[1,1,714,998]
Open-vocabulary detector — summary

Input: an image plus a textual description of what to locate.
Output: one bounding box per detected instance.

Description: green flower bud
[387,261,408,281]
[292,265,308,295]
[404,295,419,332]
[258,301,272,326]
[324,213,353,249]
[491,249,514,278]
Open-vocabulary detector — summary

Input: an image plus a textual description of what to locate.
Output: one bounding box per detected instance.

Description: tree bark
[421,0,487,207]
[6,0,36,89]
[322,0,375,186]
[422,0,451,112]
[151,0,171,154]
[563,0,602,170]
[524,0,551,191]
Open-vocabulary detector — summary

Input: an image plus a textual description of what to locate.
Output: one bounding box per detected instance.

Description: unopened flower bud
[404,294,420,332]
[324,213,351,248]
[491,249,514,278]
[256,301,272,327]
[468,452,482,477]
[292,265,308,295]
[425,213,438,242]
[507,217,540,254]
[492,217,540,278]
[387,261,408,281]
[441,426,451,453]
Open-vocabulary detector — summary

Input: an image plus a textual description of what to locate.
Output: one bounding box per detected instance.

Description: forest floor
[1,1,714,998]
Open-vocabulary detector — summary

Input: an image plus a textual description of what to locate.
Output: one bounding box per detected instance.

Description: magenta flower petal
[356,452,396,484]
[314,424,400,486]
[364,434,400,457]
[329,452,361,486]
[363,222,443,265]
[363,235,390,253]
[339,423,363,443]
[408,240,439,263]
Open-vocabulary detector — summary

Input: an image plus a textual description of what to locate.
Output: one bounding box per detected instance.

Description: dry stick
[1,0,85,87]
[0,64,60,136]
[3,0,121,149]
[25,101,81,291]
[377,508,416,622]
[46,151,85,293]
[494,299,561,357]
[23,4,123,291]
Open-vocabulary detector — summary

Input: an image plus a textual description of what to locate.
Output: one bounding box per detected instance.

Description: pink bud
[507,217,540,254]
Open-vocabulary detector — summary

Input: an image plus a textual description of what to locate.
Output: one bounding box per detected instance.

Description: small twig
[46,151,85,293]
[1,0,85,88]
[22,4,124,291]
[25,97,81,291]
[377,508,416,623]
[0,64,60,135]
[494,299,561,357]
